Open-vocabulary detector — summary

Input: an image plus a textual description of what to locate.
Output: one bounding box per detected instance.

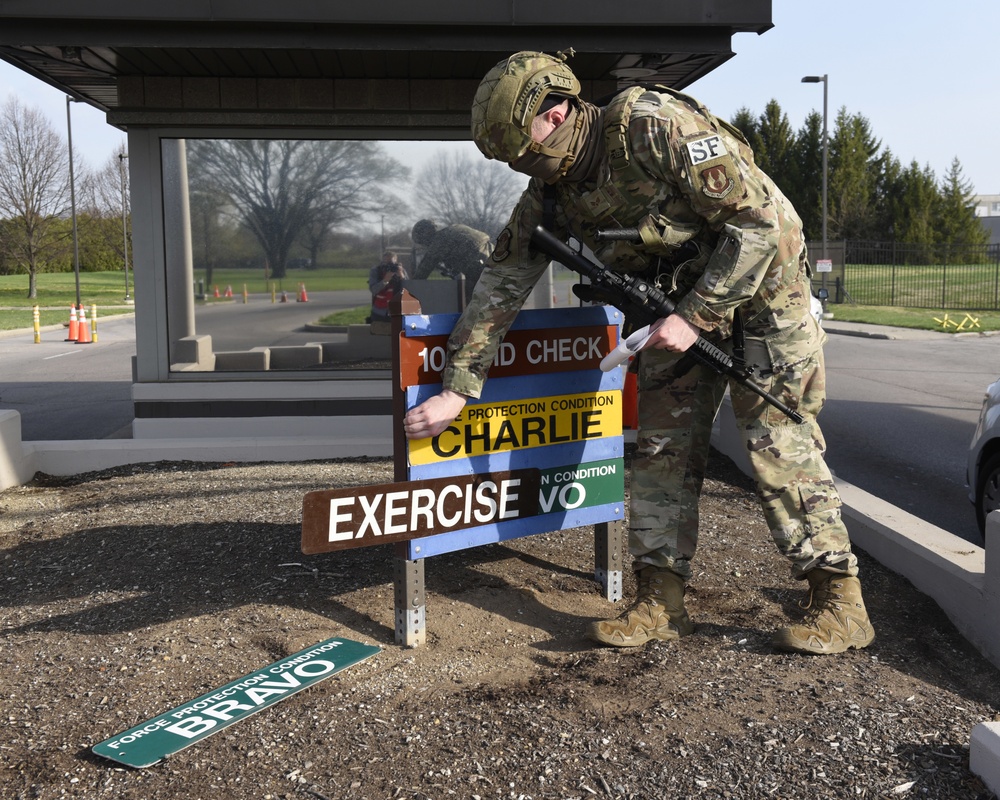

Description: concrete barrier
[261,344,323,369]
[0,411,32,489]
[345,325,392,359]
[174,334,214,366]
[214,349,270,371]
[973,723,1000,796]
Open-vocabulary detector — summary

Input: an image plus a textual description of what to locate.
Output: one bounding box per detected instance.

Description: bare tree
[187,139,409,280]
[188,185,231,287]
[0,97,70,297]
[79,146,130,270]
[414,151,526,239]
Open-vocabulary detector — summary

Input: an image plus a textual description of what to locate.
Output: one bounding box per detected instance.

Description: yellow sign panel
[409,390,621,466]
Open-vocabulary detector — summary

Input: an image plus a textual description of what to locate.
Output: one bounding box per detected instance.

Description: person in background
[367,250,407,334]
[410,219,492,299]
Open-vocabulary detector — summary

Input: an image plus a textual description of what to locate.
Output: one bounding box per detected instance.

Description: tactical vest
[553,85,739,274]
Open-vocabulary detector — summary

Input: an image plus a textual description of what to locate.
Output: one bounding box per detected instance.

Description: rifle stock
[530,225,805,424]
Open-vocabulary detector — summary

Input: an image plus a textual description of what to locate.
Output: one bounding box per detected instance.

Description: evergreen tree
[936,157,989,248]
[728,107,759,147]
[828,108,882,240]
[889,160,939,250]
[753,100,796,190]
[791,111,824,242]
[875,148,903,240]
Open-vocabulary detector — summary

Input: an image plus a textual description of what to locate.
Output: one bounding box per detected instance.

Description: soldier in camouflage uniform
[403,51,875,655]
[411,219,493,299]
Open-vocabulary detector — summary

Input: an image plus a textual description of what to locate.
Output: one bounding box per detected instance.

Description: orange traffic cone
[75,306,93,344]
[297,283,309,302]
[224,285,233,298]
[213,285,220,298]
[65,305,79,341]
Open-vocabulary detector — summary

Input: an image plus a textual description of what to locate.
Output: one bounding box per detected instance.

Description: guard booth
[0,3,773,462]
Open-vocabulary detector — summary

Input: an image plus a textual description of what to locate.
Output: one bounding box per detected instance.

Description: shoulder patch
[699,165,736,200]
[493,228,512,262]
[679,131,745,206]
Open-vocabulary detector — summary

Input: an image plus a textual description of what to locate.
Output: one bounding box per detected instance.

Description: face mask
[508,103,603,184]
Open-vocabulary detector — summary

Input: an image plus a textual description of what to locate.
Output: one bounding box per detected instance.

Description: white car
[967,377,1000,534]
[810,294,824,325]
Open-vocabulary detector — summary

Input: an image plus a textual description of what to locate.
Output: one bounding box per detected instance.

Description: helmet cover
[411,219,438,246]
[471,50,581,164]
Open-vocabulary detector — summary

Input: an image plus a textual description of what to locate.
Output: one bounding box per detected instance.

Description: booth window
[159,137,525,374]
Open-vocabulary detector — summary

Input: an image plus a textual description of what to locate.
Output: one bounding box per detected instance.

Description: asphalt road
[0,314,137,440]
[821,323,996,545]
[1,310,995,544]
[190,289,370,350]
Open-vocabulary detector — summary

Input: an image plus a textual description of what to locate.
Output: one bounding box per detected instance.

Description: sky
[687,0,1000,195]
[1,0,997,194]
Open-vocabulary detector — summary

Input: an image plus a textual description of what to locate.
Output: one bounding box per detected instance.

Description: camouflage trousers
[629,337,858,581]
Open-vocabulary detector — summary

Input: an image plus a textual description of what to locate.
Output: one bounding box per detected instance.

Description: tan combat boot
[772,570,875,654]
[587,566,694,647]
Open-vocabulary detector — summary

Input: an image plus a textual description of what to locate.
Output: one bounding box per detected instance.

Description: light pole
[65,96,82,308]
[801,74,829,309]
[118,152,131,302]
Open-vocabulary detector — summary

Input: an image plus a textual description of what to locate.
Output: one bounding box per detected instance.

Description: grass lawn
[3,271,1000,334]
[828,304,1000,332]
[0,272,136,331]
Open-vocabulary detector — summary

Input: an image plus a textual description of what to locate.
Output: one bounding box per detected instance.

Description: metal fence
[807,240,1000,310]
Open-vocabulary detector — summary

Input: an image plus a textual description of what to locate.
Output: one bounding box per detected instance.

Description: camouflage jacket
[443,87,819,399]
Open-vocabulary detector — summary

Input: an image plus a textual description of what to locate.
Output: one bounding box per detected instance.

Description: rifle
[529,225,805,424]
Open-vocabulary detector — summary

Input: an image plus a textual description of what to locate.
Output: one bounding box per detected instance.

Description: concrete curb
[973,723,1000,792]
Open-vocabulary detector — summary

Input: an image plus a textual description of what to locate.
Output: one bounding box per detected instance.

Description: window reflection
[161,138,526,373]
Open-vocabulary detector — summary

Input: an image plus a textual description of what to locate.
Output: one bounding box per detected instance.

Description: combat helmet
[471,50,581,166]
[411,219,437,247]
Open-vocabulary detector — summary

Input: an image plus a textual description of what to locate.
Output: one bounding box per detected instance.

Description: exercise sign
[92,637,379,768]
[302,469,542,554]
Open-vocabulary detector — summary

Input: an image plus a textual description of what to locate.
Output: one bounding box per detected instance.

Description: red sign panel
[399,324,616,389]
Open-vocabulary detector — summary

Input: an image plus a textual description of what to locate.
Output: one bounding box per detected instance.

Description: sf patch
[493,227,512,262]
[685,134,728,166]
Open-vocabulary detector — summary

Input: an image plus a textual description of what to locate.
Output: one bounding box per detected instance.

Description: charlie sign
[395,307,625,559]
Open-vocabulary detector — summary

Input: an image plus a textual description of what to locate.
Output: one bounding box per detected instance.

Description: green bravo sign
[93,637,379,768]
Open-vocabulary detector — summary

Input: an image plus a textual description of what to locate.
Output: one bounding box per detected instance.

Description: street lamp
[65,96,82,308]
[118,152,131,302]
[801,74,829,309]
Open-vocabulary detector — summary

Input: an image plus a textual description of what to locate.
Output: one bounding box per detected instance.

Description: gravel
[0,452,998,799]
